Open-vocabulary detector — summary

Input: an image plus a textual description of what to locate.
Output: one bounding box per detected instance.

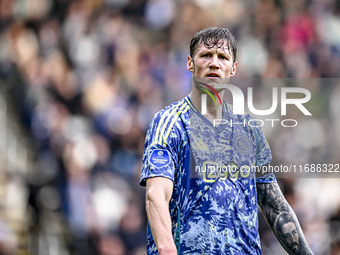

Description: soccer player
[140,27,314,254]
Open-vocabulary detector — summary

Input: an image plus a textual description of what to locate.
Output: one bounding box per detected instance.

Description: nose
[292,234,299,243]
[209,55,219,69]
[287,235,293,244]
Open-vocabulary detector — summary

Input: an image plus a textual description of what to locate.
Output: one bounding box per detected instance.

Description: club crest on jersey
[149,149,170,168]
[234,135,251,154]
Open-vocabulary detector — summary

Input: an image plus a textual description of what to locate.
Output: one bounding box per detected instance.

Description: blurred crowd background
[0,0,340,254]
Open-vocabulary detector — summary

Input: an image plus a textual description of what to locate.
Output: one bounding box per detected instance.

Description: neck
[189,86,225,123]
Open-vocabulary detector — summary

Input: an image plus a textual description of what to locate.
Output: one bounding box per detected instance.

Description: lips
[206,72,220,78]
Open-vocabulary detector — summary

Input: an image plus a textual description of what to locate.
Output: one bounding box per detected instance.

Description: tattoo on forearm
[257,183,314,255]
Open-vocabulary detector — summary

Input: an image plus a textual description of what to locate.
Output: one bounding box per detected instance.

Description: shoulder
[148,97,191,146]
[154,97,190,123]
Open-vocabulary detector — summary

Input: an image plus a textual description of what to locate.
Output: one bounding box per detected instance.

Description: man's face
[282,222,300,253]
[187,40,237,82]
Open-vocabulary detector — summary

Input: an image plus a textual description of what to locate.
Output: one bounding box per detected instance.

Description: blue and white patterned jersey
[140,95,275,255]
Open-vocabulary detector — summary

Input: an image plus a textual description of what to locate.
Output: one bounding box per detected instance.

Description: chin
[203,77,222,83]
[291,245,299,253]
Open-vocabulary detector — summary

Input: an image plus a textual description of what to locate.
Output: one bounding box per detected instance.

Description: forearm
[146,197,177,254]
[257,182,314,255]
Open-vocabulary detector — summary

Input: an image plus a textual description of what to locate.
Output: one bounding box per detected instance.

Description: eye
[201,53,211,57]
[219,54,228,60]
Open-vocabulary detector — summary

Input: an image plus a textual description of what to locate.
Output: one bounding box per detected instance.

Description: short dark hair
[189,27,237,63]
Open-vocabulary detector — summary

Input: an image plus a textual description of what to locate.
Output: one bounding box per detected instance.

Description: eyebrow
[200,49,231,57]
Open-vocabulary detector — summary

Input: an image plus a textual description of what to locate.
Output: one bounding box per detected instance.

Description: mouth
[206,73,220,78]
[291,243,299,251]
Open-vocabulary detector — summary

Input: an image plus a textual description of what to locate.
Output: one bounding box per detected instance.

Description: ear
[187,55,194,72]
[230,62,238,76]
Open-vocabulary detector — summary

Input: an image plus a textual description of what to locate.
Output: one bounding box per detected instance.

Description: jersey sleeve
[139,109,182,187]
[245,115,276,183]
[256,173,277,183]
[248,116,272,167]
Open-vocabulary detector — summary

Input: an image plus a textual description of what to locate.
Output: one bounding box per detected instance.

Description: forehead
[282,222,296,231]
[195,39,231,55]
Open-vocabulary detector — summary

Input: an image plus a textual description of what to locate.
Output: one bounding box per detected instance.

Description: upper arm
[257,181,285,207]
[146,177,174,204]
[257,181,289,226]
